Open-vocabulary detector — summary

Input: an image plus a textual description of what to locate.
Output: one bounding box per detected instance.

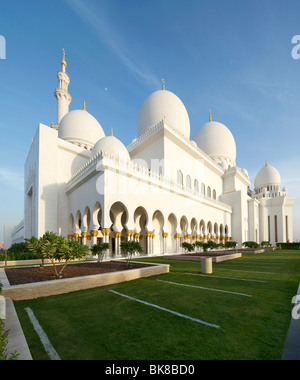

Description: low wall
[165,253,242,263]
[1,262,169,301]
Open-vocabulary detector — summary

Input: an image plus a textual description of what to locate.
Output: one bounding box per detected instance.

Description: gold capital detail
[91,230,98,237]
[162,233,168,238]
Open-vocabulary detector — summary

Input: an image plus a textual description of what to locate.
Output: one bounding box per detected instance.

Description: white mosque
[11,51,295,255]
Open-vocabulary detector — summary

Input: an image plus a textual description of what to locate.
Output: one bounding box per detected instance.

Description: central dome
[58,110,105,149]
[192,120,236,168]
[137,90,190,139]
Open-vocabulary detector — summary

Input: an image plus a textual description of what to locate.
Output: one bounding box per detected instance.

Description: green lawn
[14,250,300,360]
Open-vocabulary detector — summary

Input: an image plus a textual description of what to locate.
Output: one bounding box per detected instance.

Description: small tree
[26,236,45,266]
[194,241,204,252]
[120,241,143,267]
[58,240,90,278]
[29,232,90,278]
[91,243,110,262]
[181,242,194,253]
[200,240,219,253]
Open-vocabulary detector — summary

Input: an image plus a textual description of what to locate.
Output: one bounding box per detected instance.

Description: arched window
[194,179,199,193]
[213,189,217,200]
[177,170,183,186]
[186,175,191,189]
[201,183,205,195]
[207,186,211,198]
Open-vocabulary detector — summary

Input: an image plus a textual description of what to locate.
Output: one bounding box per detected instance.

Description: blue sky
[1,0,300,241]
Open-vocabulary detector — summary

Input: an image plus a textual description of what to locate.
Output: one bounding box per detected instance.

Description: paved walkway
[4,298,32,360]
[282,281,300,360]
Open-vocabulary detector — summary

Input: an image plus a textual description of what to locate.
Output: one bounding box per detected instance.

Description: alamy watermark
[0,35,6,59]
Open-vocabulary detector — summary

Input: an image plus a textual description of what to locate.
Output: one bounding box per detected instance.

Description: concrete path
[3,298,32,360]
[282,281,300,360]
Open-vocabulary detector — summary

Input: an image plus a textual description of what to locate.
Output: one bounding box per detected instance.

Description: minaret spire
[51,49,72,130]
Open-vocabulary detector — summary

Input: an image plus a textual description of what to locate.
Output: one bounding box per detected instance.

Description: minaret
[52,49,72,130]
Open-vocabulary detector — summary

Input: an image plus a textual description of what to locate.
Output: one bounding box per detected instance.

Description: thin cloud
[64,0,160,89]
[0,167,24,191]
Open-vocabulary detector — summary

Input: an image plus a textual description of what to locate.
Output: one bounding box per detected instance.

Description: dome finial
[61,48,67,69]
[83,101,86,111]
[209,108,212,122]
[162,78,165,90]
[110,127,113,136]
[265,160,268,166]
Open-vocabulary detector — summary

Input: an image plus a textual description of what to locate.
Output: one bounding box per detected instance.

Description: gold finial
[110,127,113,136]
[265,160,268,166]
[162,78,165,90]
[61,48,67,68]
[83,101,86,111]
[209,108,212,122]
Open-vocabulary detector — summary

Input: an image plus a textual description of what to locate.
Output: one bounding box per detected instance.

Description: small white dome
[254,163,281,189]
[58,110,105,148]
[137,90,190,139]
[192,121,236,168]
[92,135,130,161]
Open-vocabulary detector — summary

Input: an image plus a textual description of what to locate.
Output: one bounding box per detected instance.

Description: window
[177,170,183,186]
[194,179,199,193]
[186,175,191,189]
[207,186,211,198]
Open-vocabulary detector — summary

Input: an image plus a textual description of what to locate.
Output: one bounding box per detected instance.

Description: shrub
[276,242,300,250]
[261,241,271,247]
[243,241,259,249]
[225,241,237,248]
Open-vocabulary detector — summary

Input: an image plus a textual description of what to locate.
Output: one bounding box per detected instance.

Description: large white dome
[58,110,105,149]
[192,121,236,168]
[254,163,281,190]
[137,90,190,139]
[92,135,130,161]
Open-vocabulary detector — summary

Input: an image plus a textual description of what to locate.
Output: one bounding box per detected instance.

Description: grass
[14,250,300,360]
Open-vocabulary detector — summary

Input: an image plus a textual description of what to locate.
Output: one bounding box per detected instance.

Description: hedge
[276,242,300,250]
